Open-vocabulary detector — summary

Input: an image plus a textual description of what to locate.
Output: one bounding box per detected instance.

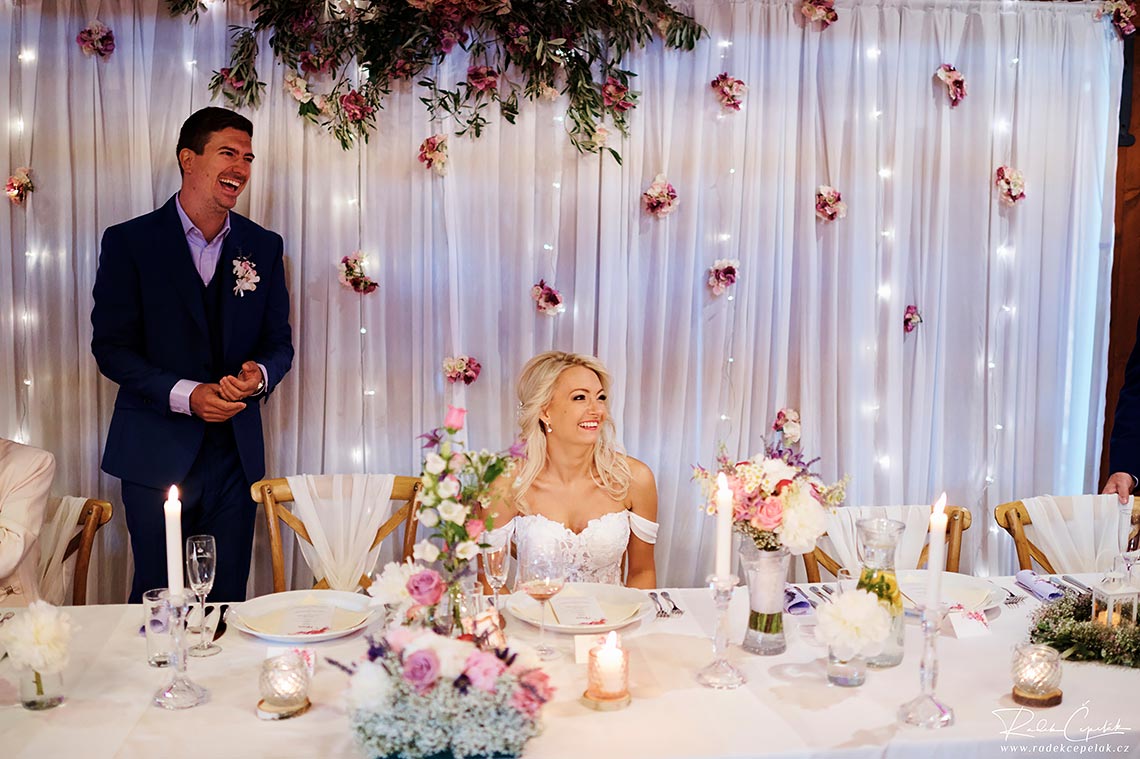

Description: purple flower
[418,427,444,449]
[406,569,445,606]
[403,648,440,694]
[508,438,528,460]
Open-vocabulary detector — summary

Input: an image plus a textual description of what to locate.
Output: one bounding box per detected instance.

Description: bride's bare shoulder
[623,455,657,519]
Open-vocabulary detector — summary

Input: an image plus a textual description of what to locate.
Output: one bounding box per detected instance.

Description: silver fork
[1002,587,1026,606]
[648,592,669,618]
[660,591,684,616]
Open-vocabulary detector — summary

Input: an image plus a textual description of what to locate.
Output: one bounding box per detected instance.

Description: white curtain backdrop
[0,0,1121,602]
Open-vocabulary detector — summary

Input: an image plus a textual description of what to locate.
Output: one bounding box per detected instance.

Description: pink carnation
[464,650,507,692]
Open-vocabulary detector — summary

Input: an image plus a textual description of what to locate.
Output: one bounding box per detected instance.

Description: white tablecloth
[2,578,1138,758]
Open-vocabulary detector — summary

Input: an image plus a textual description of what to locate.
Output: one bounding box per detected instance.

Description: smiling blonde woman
[486,352,658,589]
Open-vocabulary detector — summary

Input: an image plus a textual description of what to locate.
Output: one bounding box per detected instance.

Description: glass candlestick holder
[897,604,953,728]
[153,590,210,710]
[696,574,746,689]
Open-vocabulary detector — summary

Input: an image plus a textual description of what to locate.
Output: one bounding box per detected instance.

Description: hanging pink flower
[339,89,374,122]
[76,20,116,59]
[466,66,499,93]
[443,356,482,385]
[801,0,838,29]
[642,174,679,218]
[773,408,802,445]
[815,185,847,222]
[337,251,379,294]
[935,64,967,107]
[994,166,1026,206]
[1097,0,1138,36]
[531,279,565,316]
[601,77,635,112]
[710,73,748,112]
[418,135,448,176]
[6,167,33,205]
[283,70,314,104]
[707,259,740,296]
[903,305,923,334]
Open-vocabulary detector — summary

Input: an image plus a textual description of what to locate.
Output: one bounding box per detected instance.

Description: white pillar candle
[926,492,948,608]
[591,631,627,696]
[164,486,184,603]
[715,473,733,578]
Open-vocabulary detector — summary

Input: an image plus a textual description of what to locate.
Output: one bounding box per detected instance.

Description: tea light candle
[1011,643,1062,707]
[582,631,630,710]
[258,654,311,720]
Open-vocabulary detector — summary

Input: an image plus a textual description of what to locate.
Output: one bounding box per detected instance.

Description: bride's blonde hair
[513,351,631,514]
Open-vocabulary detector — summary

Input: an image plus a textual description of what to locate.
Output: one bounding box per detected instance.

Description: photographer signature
[992,701,1132,742]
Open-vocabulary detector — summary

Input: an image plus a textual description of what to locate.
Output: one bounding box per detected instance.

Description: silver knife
[1062,575,1091,593]
[212,604,230,641]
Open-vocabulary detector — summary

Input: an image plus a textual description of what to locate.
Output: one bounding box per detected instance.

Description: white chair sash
[36,496,88,605]
[1020,495,1128,573]
[285,474,396,591]
[821,505,933,573]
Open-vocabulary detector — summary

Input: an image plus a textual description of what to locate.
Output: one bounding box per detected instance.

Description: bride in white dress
[485,352,658,589]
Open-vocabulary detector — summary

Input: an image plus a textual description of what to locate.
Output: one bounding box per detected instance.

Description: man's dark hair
[175,107,253,173]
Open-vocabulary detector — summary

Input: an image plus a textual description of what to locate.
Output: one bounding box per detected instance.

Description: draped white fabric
[36,495,89,605]
[0,0,1120,601]
[816,504,933,574]
[284,474,396,591]
[1020,494,1130,572]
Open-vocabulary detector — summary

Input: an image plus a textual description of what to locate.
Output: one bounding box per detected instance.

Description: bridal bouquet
[339,627,553,759]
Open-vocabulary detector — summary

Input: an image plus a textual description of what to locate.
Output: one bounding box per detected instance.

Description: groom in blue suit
[92,108,293,602]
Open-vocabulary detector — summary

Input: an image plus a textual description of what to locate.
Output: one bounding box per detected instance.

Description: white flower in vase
[815,589,892,661]
[0,601,74,674]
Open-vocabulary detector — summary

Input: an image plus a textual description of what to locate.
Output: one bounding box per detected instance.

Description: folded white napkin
[1015,570,1064,602]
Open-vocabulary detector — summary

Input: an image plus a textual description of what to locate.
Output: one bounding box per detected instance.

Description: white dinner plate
[228,589,380,643]
[503,582,653,634]
[895,570,1002,612]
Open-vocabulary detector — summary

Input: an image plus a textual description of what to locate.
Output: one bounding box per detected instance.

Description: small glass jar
[19,668,65,710]
[827,649,866,687]
[1011,644,1061,697]
[260,654,310,710]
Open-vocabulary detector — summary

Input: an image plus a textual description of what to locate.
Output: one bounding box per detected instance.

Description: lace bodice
[505,510,657,586]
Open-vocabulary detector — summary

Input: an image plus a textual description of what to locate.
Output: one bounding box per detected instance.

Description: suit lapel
[159,196,209,340]
[220,222,243,361]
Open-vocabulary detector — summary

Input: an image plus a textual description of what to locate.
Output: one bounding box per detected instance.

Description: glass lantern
[1091,574,1139,628]
[1011,644,1062,707]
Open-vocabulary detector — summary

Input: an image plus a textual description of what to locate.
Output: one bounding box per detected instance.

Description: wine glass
[481,539,511,614]
[186,535,220,657]
[518,539,566,661]
[1119,502,1140,584]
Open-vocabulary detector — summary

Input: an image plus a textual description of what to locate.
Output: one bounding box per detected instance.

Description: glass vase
[856,518,905,668]
[740,541,790,655]
[827,649,867,687]
[434,565,481,637]
[19,668,65,710]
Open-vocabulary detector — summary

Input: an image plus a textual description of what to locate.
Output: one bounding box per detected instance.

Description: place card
[280,604,335,635]
[947,606,991,638]
[266,646,316,676]
[550,594,607,626]
[574,633,611,664]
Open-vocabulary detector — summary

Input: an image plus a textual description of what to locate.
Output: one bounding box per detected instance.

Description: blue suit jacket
[1111,314,1140,481]
[91,195,294,489]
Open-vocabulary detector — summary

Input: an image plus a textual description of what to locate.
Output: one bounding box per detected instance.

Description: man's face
[179,127,254,215]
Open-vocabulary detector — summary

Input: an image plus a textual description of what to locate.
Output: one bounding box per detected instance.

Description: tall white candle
[164,486,184,602]
[926,492,948,608]
[715,473,733,578]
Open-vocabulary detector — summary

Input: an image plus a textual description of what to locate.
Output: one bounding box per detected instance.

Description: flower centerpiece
[0,601,74,709]
[816,589,892,686]
[337,627,553,759]
[694,410,847,655]
[370,406,523,633]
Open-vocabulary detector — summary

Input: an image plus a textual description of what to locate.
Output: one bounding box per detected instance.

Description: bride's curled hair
[513,351,632,513]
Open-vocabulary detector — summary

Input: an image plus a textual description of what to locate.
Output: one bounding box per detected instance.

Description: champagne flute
[518,539,566,661]
[1119,502,1140,584]
[186,535,220,657]
[481,540,511,614]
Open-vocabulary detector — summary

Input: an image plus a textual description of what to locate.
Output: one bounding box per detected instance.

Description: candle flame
[605,630,619,648]
[168,485,179,501]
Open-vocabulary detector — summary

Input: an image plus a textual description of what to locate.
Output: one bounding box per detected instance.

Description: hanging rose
[466,66,499,93]
[443,356,482,386]
[642,174,679,218]
[1097,0,1138,36]
[708,259,740,296]
[815,185,847,222]
[5,167,34,205]
[338,251,379,295]
[801,0,838,29]
[773,408,802,445]
[935,65,967,108]
[76,20,116,58]
[903,305,923,334]
[339,89,374,122]
[531,279,565,316]
[602,77,636,113]
[994,166,1026,206]
[418,135,448,176]
[710,73,748,112]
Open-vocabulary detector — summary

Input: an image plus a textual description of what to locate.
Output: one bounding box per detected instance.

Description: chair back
[251,475,420,594]
[995,495,1137,573]
[804,504,971,582]
[38,497,113,605]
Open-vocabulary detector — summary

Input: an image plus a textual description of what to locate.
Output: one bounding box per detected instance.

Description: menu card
[281,604,335,635]
[549,594,608,626]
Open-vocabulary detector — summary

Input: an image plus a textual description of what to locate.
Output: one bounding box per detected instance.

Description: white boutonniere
[232,252,259,297]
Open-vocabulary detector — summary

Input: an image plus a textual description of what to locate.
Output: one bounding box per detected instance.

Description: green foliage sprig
[1029,591,1140,668]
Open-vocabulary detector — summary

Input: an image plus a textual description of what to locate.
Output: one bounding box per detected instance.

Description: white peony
[417,507,440,528]
[755,456,799,492]
[454,540,479,561]
[347,660,393,710]
[403,630,471,679]
[815,589,892,661]
[0,601,74,674]
[424,453,447,475]
[776,482,827,554]
[413,540,441,564]
[781,420,802,445]
[366,561,414,609]
[438,499,467,524]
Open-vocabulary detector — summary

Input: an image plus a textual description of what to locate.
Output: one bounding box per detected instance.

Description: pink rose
[602,77,632,112]
[464,650,507,692]
[406,569,445,606]
[466,65,498,93]
[466,518,486,540]
[751,496,784,531]
[340,89,374,122]
[511,668,554,716]
[403,648,440,694]
[444,405,467,431]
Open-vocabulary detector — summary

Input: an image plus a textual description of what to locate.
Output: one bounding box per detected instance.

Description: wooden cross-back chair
[63,498,114,606]
[803,505,972,582]
[251,476,421,594]
[994,499,1140,574]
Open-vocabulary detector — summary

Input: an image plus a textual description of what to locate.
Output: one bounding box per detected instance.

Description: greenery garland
[167,0,704,161]
[1028,592,1140,668]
